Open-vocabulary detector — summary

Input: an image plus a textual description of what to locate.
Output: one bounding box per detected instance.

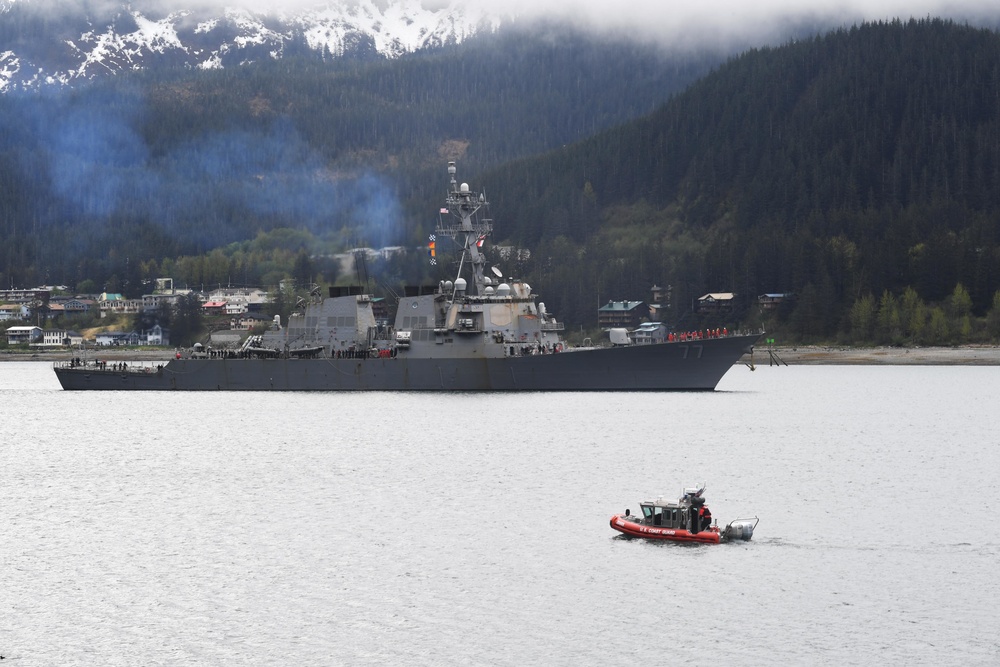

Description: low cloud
[478,0,1000,50]
[11,0,1000,52]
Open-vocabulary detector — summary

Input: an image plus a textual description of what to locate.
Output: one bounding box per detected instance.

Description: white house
[225,299,249,315]
[631,322,670,345]
[94,331,140,346]
[142,325,169,346]
[6,325,43,345]
[99,298,143,318]
[41,329,84,347]
[0,303,29,321]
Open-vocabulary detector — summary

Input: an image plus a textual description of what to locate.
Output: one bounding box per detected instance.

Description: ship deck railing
[617,327,763,345]
[54,360,169,374]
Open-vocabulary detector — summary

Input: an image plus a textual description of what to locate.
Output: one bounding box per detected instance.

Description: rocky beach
[747,345,1000,365]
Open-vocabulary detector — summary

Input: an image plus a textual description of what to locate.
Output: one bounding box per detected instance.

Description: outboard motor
[723,518,758,541]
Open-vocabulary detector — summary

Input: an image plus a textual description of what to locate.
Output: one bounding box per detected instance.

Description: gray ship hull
[53,334,759,391]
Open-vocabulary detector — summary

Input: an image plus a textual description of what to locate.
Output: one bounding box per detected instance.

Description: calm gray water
[2,361,998,665]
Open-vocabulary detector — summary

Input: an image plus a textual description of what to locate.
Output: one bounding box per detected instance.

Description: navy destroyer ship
[53,162,761,391]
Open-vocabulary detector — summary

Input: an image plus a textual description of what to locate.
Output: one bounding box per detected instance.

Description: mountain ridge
[0,0,501,91]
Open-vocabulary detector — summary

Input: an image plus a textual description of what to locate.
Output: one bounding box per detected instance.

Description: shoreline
[5,345,1000,365]
[743,345,1000,365]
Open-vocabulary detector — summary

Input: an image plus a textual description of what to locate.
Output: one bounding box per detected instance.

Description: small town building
[61,298,95,314]
[5,325,43,345]
[201,301,228,315]
[758,293,794,310]
[0,303,29,321]
[0,289,49,304]
[142,325,169,346]
[231,313,272,330]
[646,284,670,322]
[41,329,84,347]
[98,294,142,318]
[697,293,736,314]
[142,293,184,311]
[598,300,646,329]
[225,299,249,315]
[631,322,670,344]
[94,331,141,346]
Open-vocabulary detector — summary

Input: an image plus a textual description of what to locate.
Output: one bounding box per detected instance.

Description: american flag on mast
[476,234,487,248]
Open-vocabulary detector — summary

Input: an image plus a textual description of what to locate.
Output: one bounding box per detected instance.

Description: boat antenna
[437,161,492,298]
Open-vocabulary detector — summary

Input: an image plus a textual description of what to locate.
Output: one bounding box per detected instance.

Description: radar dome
[497,283,511,296]
[460,183,470,193]
[609,328,632,345]
[455,278,467,293]
[484,286,495,295]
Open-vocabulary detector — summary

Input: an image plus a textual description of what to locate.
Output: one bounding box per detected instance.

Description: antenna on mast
[437,161,493,296]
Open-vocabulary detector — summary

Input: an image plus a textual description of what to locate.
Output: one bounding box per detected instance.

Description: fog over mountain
[3,0,1000,93]
[382,0,998,53]
[4,0,1000,87]
[6,0,1000,51]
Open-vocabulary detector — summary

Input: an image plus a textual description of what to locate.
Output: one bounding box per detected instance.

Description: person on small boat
[689,506,700,534]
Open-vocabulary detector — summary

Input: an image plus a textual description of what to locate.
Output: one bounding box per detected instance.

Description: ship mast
[437,161,492,296]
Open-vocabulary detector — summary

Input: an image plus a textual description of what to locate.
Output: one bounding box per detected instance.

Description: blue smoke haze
[3,84,403,253]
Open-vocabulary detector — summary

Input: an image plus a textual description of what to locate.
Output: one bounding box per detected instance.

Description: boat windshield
[641,504,666,525]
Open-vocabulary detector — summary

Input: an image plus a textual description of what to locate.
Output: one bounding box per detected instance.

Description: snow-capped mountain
[0,0,504,91]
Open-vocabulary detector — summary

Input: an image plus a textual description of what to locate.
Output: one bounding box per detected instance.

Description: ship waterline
[53,333,759,391]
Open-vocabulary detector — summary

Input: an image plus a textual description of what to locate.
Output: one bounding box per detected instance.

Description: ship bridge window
[641,505,653,520]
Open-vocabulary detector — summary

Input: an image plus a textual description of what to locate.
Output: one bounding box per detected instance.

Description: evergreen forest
[483,18,1000,344]
[4,18,1000,345]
